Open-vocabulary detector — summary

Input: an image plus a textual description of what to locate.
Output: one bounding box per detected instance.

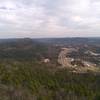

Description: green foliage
[0,61,99,100]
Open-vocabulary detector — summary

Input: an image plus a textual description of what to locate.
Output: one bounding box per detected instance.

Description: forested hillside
[0,38,99,100]
[0,61,100,100]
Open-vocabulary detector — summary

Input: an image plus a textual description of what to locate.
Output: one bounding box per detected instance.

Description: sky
[0,0,100,38]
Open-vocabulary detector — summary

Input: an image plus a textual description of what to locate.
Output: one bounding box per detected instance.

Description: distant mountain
[35,37,100,45]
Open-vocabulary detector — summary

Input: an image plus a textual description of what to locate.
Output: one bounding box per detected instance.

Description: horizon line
[0,36,100,39]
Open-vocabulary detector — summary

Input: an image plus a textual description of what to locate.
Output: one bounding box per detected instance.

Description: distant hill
[35,37,100,45]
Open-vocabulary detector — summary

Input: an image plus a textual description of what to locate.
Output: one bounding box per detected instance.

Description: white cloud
[0,0,100,38]
[71,16,83,22]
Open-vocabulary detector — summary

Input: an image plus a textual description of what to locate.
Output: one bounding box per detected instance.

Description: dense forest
[0,38,99,100]
[0,61,100,100]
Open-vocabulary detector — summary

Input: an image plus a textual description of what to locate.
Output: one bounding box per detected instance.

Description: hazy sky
[0,0,100,38]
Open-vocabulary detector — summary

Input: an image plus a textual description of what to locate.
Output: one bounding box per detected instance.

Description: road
[58,48,74,67]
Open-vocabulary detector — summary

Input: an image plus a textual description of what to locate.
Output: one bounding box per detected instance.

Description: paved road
[58,48,99,73]
[58,48,74,67]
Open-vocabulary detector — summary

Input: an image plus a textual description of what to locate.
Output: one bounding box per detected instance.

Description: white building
[43,58,50,63]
